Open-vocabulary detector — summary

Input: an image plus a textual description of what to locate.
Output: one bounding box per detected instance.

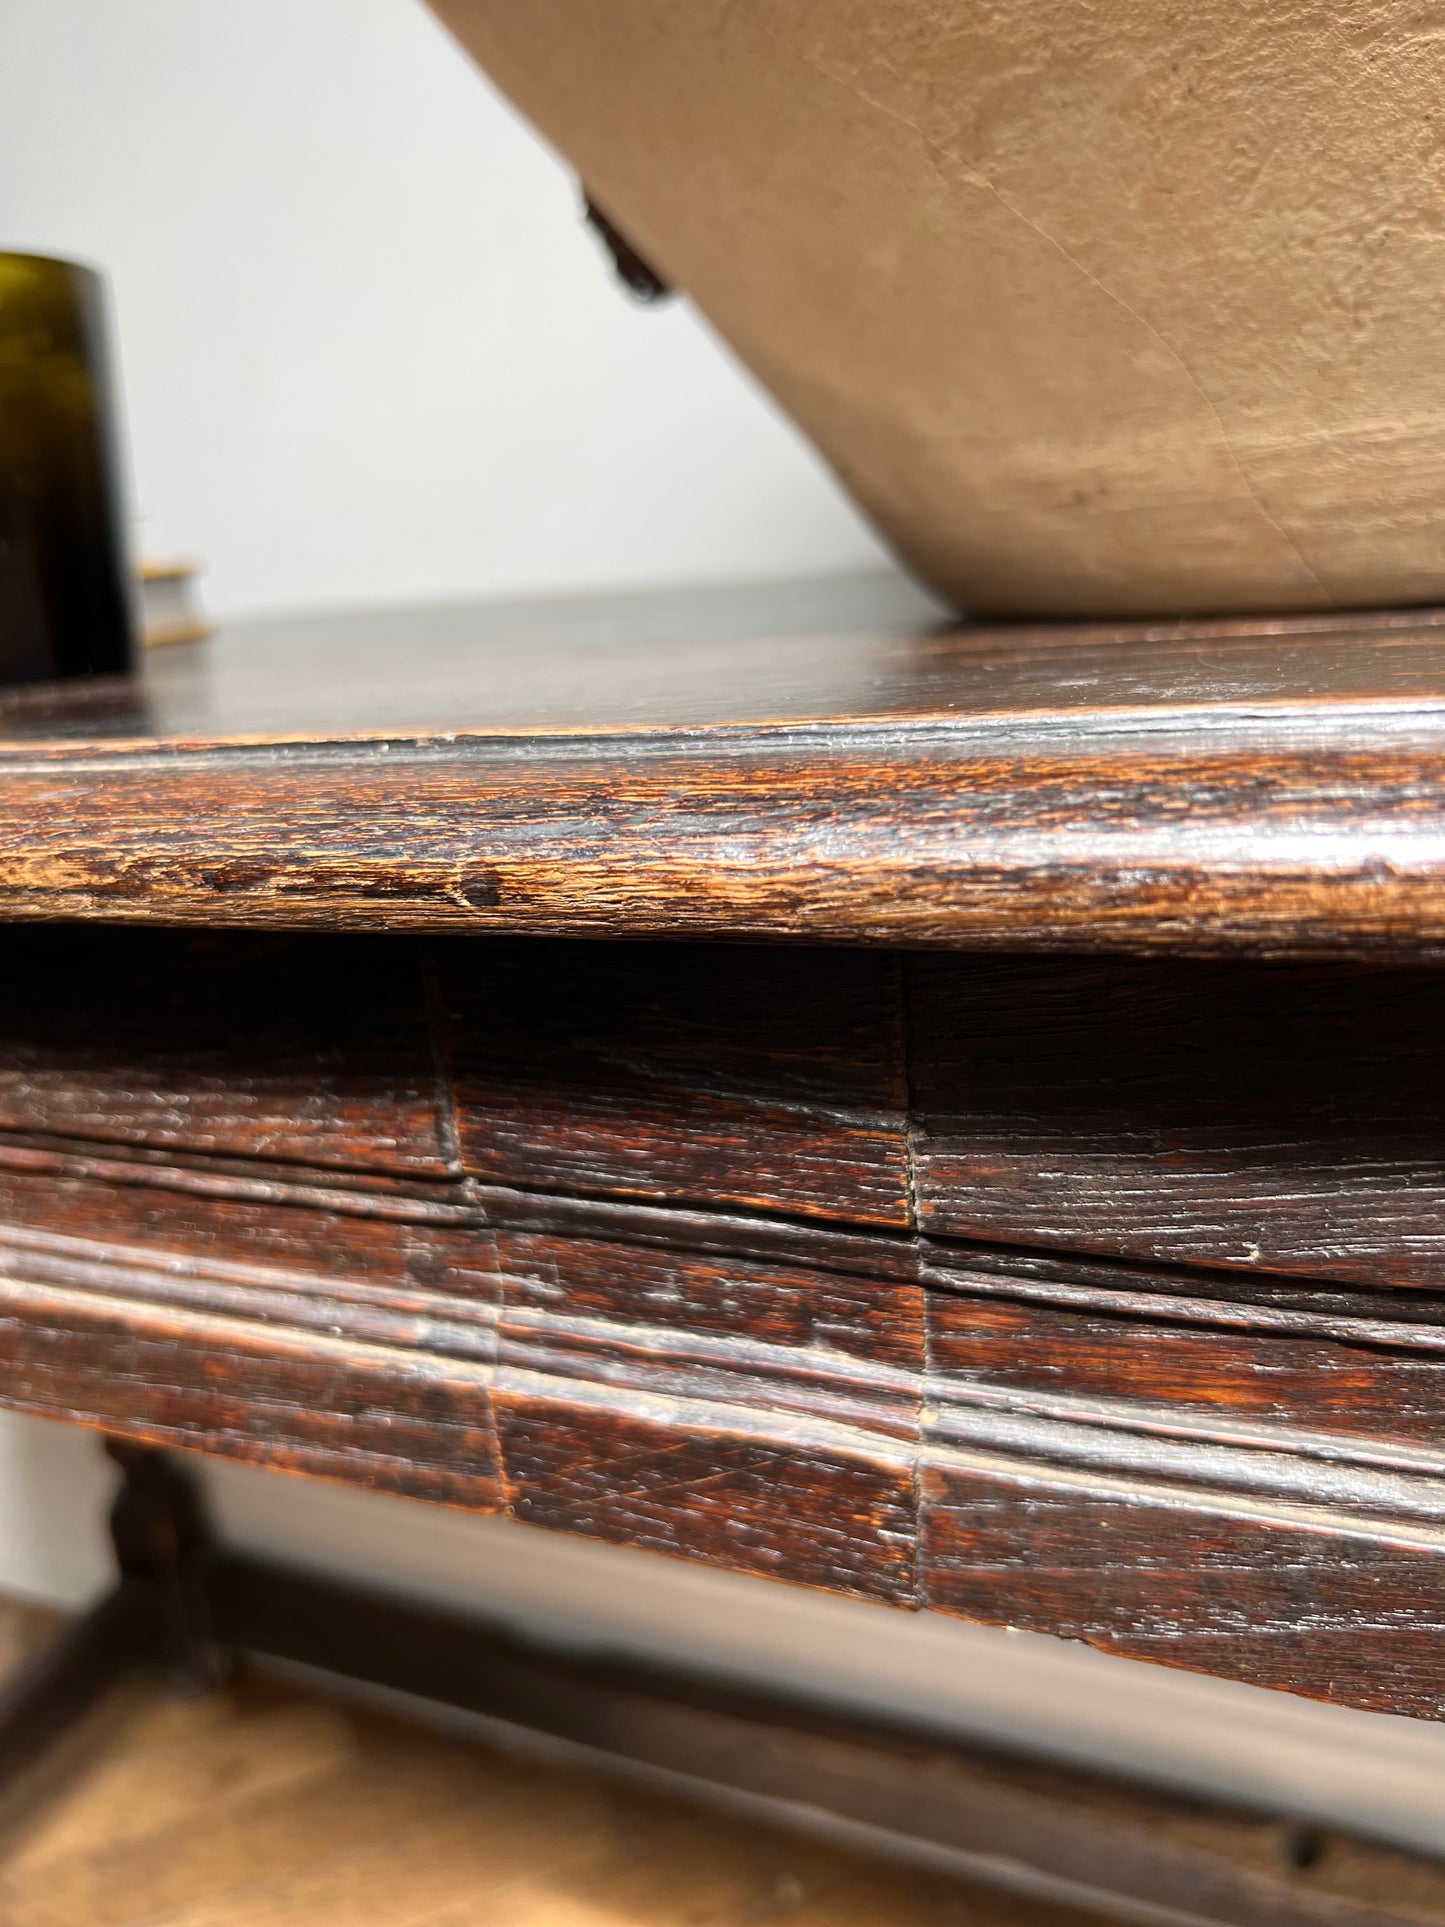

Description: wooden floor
[0,1599,1109,1927]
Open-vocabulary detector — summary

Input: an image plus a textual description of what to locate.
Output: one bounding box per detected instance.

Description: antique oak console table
[3,574,1445,1884]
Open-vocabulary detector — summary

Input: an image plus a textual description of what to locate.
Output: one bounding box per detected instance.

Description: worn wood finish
[10,1195,1445,1713]
[5,582,1445,951]
[918,1257,1445,1711]
[910,954,1445,1288]
[440,939,911,1224]
[0,926,1444,1716]
[493,1228,920,1600]
[6,575,1445,1720]
[0,927,450,1176]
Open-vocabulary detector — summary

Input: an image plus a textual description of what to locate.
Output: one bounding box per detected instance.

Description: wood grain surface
[4,580,1445,951]
[910,954,1445,1287]
[0,927,450,1175]
[0,928,1444,1718]
[440,940,911,1224]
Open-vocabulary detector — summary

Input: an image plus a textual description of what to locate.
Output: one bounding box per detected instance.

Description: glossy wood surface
[3,928,1445,1719]
[6,575,1445,951]
[6,579,1445,1720]
[910,955,1445,1286]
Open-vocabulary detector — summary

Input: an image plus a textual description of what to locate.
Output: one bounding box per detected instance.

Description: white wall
[0,0,889,618]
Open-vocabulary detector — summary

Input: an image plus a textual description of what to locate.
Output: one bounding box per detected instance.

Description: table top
[5,570,1445,954]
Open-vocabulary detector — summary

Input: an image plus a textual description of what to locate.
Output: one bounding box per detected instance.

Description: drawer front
[923,1262,1445,1458]
[909,955,1445,1289]
[0,1150,921,1601]
[919,1460,1445,1718]
[440,939,912,1227]
[0,927,452,1176]
[915,1250,1445,1718]
[0,929,1442,1718]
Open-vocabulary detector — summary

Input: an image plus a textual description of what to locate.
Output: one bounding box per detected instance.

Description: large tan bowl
[430,1,1445,618]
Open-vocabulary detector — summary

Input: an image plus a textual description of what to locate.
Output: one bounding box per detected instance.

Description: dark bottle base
[0,253,137,687]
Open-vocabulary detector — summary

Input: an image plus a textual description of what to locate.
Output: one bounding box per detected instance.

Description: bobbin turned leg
[104,1440,227,1697]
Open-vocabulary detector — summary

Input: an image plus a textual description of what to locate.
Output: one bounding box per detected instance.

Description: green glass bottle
[0,253,136,685]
